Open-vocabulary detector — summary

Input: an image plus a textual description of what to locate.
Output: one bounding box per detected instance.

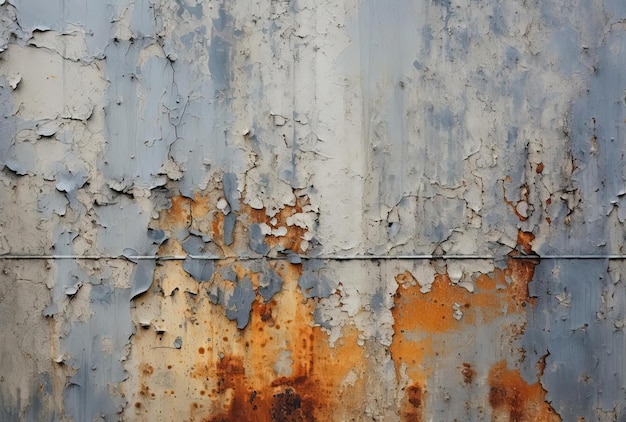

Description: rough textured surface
[1,0,626,420]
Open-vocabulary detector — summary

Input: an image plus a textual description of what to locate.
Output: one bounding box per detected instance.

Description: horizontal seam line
[0,254,621,260]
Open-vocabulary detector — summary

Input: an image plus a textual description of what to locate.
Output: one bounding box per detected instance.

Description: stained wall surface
[1,0,625,420]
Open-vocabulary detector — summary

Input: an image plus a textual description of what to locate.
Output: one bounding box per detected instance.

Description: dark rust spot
[257,302,275,326]
[407,384,422,408]
[135,402,142,409]
[140,364,154,376]
[271,387,313,422]
[461,363,476,384]
[139,384,150,397]
[536,162,544,173]
[198,347,205,354]
[216,356,245,393]
[402,383,423,422]
[489,385,508,407]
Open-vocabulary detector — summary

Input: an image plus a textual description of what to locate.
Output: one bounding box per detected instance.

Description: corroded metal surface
[1,0,626,421]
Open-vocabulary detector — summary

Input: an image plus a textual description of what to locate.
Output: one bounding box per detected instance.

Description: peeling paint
[2,0,626,420]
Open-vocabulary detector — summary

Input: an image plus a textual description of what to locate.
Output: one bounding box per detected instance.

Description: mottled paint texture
[1,0,626,420]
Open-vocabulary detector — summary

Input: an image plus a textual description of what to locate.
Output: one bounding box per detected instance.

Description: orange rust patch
[211,211,225,244]
[516,230,535,254]
[393,274,468,333]
[488,360,560,422]
[241,195,312,254]
[391,258,537,383]
[504,257,537,308]
[161,195,192,230]
[392,269,532,336]
[129,243,366,421]
[536,163,544,173]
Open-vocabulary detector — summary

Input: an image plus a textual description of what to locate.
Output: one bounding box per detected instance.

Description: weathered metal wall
[1,0,625,420]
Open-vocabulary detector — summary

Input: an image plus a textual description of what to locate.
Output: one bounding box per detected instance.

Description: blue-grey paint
[3,0,626,419]
[95,197,153,255]
[125,229,167,300]
[129,260,157,300]
[37,190,68,218]
[0,79,17,169]
[522,260,626,420]
[103,38,176,190]
[258,262,283,303]
[182,258,215,283]
[45,229,88,316]
[173,336,183,349]
[62,285,133,421]
[55,169,88,194]
[181,234,216,282]
[225,275,255,329]
[8,0,121,58]
[176,0,203,20]
[223,212,236,246]
[298,259,336,299]
[222,173,239,212]
[248,223,270,256]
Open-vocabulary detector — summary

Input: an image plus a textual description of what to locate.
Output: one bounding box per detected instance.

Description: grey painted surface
[0,0,625,420]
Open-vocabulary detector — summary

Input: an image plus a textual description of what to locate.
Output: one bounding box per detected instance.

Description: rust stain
[160,195,192,230]
[140,363,154,377]
[503,256,537,309]
[270,387,314,422]
[395,270,417,287]
[160,191,314,258]
[401,383,423,422]
[488,360,560,422]
[461,363,476,384]
[191,263,366,421]
[391,256,537,401]
[241,194,312,254]
[516,230,535,255]
[126,191,365,421]
[536,162,544,173]
[502,181,529,222]
[126,185,545,420]
[393,263,533,337]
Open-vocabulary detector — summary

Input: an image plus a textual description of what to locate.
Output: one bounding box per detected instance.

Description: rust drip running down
[488,360,560,422]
